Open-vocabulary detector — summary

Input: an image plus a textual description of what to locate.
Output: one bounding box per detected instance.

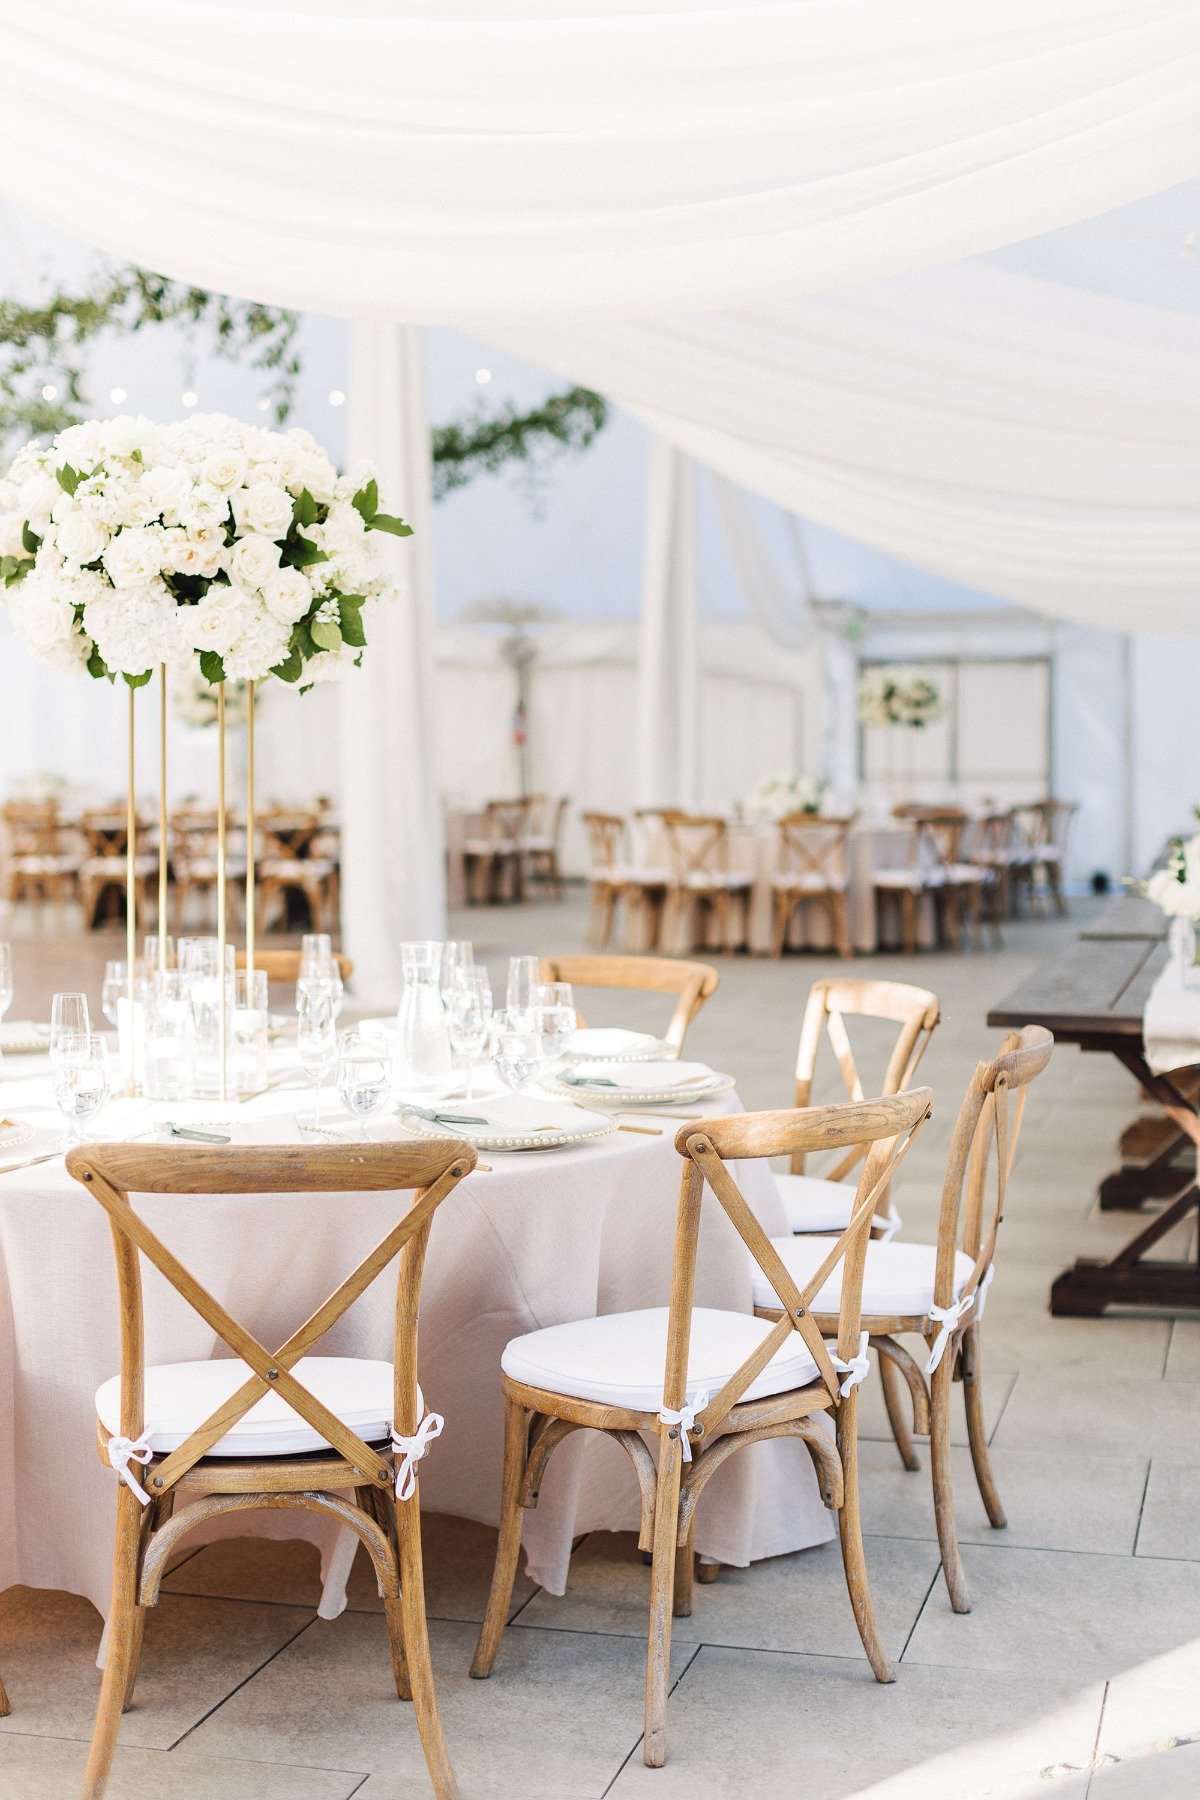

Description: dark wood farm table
[988,896,1200,1316]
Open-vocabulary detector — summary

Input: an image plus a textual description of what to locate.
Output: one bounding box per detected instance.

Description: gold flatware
[618,1124,662,1136]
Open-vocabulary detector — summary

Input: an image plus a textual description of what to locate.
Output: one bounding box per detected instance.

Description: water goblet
[494,1022,544,1097]
[336,1031,392,1138]
[299,934,335,979]
[297,985,339,1132]
[536,982,576,1069]
[53,1040,109,1143]
[440,941,475,1002]
[506,955,540,1031]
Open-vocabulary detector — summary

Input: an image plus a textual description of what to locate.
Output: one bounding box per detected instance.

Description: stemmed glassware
[50,992,91,1068]
[297,934,343,1018]
[100,960,128,1029]
[536,981,576,1070]
[336,1031,392,1138]
[506,956,540,1031]
[297,983,339,1132]
[0,943,12,1054]
[440,941,475,1002]
[445,972,493,1103]
[493,1021,544,1096]
[53,1040,109,1143]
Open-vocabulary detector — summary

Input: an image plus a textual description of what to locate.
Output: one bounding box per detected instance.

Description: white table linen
[0,1053,833,1643]
[1143,954,1200,1074]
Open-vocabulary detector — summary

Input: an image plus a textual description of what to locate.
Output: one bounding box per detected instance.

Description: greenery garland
[1,263,608,495]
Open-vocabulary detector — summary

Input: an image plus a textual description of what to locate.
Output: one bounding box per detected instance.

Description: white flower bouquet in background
[173,663,259,729]
[0,413,409,690]
[857,668,943,728]
[745,773,824,821]
[1145,835,1200,921]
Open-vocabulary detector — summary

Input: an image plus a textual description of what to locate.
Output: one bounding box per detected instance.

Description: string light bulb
[181,390,197,408]
[475,368,492,384]
[256,395,271,412]
[41,384,57,401]
[109,387,126,405]
[328,389,345,406]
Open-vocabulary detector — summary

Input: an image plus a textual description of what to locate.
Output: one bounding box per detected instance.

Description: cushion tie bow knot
[390,1388,444,1501]
[829,1331,871,1397]
[658,1390,711,1463]
[106,1431,154,1506]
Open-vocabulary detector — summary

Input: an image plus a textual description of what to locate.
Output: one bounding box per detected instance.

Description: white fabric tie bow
[107,1431,154,1506]
[829,1331,871,1397]
[391,1388,444,1501]
[658,1390,711,1462]
[873,1212,902,1244]
[927,1266,994,1374]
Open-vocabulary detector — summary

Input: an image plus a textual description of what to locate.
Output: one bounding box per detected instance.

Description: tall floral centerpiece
[857,667,943,804]
[0,413,409,1093]
[1145,832,1200,986]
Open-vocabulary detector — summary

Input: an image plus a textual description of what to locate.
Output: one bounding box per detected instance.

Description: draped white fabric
[709,477,815,654]
[1,3,1199,319]
[498,263,1200,632]
[339,322,444,1002]
[637,440,699,809]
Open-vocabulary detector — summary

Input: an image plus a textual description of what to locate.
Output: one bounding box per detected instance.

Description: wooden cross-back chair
[661,813,753,953]
[66,1139,475,1800]
[78,808,158,930]
[1009,797,1076,918]
[581,811,627,947]
[538,953,719,1057]
[470,1088,932,1767]
[170,807,247,932]
[521,794,569,900]
[775,977,941,1239]
[256,807,338,935]
[771,812,856,958]
[1,798,79,909]
[461,796,532,904]
[753,1025,1053,1612]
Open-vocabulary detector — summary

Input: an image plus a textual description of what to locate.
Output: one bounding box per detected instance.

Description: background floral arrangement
[857,668,943,728]
[0,413,409,690]
[745,773,824,820]
[172,664,259,729]
[1144,832,1200,920]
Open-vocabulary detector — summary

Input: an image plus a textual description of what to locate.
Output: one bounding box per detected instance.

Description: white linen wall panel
[1,4,1198,318]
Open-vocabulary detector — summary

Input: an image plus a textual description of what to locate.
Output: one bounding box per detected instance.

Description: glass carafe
[393,941,452,1099]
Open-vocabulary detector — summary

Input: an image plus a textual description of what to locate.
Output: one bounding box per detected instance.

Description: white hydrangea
[82,579,188,675]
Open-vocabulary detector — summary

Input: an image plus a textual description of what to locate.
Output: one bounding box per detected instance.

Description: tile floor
[1,892,1198,1797]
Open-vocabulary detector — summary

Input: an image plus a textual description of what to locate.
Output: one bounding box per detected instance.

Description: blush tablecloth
[0,1057,833,1634]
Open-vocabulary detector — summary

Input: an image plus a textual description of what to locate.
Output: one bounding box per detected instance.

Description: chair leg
[835,1393,894,1683]
[471,1396,531,1679]
[357,1484,411,1700]
[0,1670,9,1718]
[1049,862,1067,917]
[929,1352,971,1612]
[396,1487,459,1800]
[878,1349,921,1472]
[672,1533,694,1619]
[643,1436,684,1767]
[833,890,853,959]
[901,889,917,957]
[695,1557,720,1584]
[83,1484,144,1798]
[961,1326,1006,1530]
[771,890,790,958]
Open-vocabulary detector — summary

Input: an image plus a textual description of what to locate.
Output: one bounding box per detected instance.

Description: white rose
[232,483,294,538]
[103,415,156,459]
[162,530,224,580]
[54,511,109,565]
[228,533,281,590]
[17,473,61,529]
[262,568,313,625]
[202,448,250,492]
[9,585,75,652]
[103,526,164,589]
[187,585,249,656]
[141,464,194,523]
[0,512,27,559]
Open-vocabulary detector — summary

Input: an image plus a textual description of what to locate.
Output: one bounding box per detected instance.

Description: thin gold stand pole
[245,680,255,974]
[217,682,228,1103]
[158,665,169,972]
[126,684,137,1094]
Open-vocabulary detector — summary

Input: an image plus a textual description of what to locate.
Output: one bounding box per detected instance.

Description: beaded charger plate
[397,1096,616,1152]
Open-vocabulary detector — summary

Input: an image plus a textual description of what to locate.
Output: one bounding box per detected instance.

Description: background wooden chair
[771,813,856,957]
[77,808,157,930]
[67,1138,474,1800]
[471,1089,932,1767]
[0,798,80,911]
[1009,798,1076,917]
[753,1026,1053,1610]
[969,810,1021,924]
[521,794,569,900]
[461,797,531,904]
[255,807,338,935]
[539,953,719,1057]
[777,977,941,1238]
[170,806,247,932]
[661,814,753,953]
[581,811,629,947]
[235,948,354,1003]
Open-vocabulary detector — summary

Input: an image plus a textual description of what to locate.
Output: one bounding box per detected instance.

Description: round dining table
[0,1045,834,1644]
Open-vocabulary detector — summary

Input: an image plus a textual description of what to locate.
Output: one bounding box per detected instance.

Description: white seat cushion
[95,1355,395,1458]
[872,869,928,889]
[750,1238,976,1318]
[501,1306,820,1409]
[774,1171,858,1233]
[770,872,847,893]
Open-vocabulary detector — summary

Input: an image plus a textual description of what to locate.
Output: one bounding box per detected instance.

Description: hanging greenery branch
[431,385,608,499]
[1,262,609,496]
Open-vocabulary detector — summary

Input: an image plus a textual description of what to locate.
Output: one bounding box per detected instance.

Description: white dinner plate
[0,1119,35,1151]
[0,1022,51,1057]
[397,1094,615,1152]
[544,1059,735,1109]
[562,1027,669,1063]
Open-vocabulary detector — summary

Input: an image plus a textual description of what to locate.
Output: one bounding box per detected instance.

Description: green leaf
[292,487,319,529]
[270,646,304,684]
[337,596,366,647]
[294,619,317,660]
[368,511,412,537]
[198,650,227,684]
[56,463,81,496]
[351,478,378,524]
[1,555,33,587]
[86,648,111,681]
[21,523,41,555]
[311,618,342,652]
[281,533,329,570]
[123,668,153,689]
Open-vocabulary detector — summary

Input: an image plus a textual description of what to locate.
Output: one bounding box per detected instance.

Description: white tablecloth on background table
[1143,953,1200,1074]
[0,1053,833,1637]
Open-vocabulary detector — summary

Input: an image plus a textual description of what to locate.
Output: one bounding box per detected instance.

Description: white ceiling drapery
[1,2,1198,319]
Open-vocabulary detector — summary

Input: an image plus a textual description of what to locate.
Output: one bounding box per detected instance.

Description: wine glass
[440,940,475,1002]
[299,934,335,978]
[143,933,176,973]
[494,1021,544,1096]
[297,985,338,1132]
[100,960,128,1029]
[0,942,12,1053]
[506,955,540,1031]
[446,977,491,1103]
[336,1031,391,1138]
[50,992,91,1069]
[53,1039,109,1142]
[536,982,576,1069]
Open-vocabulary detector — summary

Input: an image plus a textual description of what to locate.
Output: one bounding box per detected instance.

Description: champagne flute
[494,1021,544,1096]
[536,981,576,1069]
[0,942,12,1054]
[297,985,338,1132]
[53,1039,109,1143]
[446,978,490,1103]
[440,940,475,1002]
[336,1031,392,1139]
[299,934,335,978]
[50,992,91,1069]
[506,955,540,1031]
[100,960,127,1029]
[143,934,176,973]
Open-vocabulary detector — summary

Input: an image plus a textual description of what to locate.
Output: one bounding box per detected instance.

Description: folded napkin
[565,1027,663,1059]
[1143,958,1200,1073]
[563,1060,715,1092]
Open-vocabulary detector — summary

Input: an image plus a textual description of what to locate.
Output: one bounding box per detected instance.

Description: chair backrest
[581,812,626,875]
[931,1025,1054,1318]
[538,953,719,1054]
[258,808,320,860]
[791,977,940,1179]
[907,807,970,871]
[1031,797,1077,855]
[2,799,63,858]
[80,809,132,859]
[65,1141,473,1500]
[776,813,855,885]
[234,949,354,983]
[664,1090,932,1440]
[661,814,730,883]
[483,797,531,849]
[526,794,569,842]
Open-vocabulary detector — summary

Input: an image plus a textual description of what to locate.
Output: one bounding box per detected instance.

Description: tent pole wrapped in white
[339,322,444,1002]
[637,439,700,810]
[0,3,1198,319]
